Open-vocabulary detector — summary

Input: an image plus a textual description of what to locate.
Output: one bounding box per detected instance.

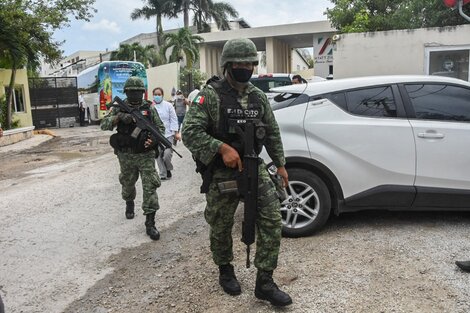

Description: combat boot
[456,260,470,272]
[145,212,160,240]
[255,270,292,307]
[219,264,241,295]
[125,200,135,219]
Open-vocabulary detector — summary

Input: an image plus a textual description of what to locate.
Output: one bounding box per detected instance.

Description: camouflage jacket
[100,99,165,136]
[182,79,286,168]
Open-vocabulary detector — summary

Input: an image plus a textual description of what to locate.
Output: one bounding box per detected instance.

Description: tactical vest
[209,79,265,156]
[112,102,153,153]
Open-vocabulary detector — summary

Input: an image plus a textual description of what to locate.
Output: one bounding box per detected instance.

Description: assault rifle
[236,120,261,268]
[113,96,182,158]
[218,108,266,268]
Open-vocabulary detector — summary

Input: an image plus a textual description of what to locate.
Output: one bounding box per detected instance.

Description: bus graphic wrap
[78,61,148,122]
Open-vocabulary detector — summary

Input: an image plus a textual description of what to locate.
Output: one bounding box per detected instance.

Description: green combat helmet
[124,76,146,92]
[220,38,259,68]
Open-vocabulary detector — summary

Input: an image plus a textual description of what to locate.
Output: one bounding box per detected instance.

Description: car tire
[281,168,331,237]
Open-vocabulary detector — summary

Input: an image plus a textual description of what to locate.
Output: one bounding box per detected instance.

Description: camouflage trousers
[117,151,161,215]
[205,162,282,271]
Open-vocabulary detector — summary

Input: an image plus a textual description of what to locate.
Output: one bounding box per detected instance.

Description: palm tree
[171,0,238,32]
[161,28,203,68]
[193,1,238,33]
[110,43,164,68]
[131,0,175,46]
[170,0,192,28]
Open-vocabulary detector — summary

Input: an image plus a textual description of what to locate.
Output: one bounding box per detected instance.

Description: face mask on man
[153,95,163,103]
[126,90,143,104]
[231,68,253,83]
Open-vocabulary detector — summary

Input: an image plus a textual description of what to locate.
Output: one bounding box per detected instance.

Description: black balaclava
[126,90,144,105]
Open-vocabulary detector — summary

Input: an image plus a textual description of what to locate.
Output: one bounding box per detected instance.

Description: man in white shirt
[152,87,180,180]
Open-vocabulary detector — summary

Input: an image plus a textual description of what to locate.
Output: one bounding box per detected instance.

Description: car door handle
[417,132,445,139]
[310,99,328,105]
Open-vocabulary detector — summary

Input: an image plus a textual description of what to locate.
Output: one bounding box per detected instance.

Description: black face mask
[231,68,253,83]
[126,90,144,104]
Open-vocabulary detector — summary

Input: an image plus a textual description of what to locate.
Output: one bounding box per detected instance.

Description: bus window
[77,61,148,122]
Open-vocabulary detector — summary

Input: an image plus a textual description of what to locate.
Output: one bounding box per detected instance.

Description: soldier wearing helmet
[100,76,165,241]
[182,39,292,307]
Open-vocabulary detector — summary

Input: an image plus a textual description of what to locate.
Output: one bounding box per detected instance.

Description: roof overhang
[198,20,336,50]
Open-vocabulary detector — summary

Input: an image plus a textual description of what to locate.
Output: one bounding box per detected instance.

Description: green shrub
[179,68,207,95]
[0,95,20,130]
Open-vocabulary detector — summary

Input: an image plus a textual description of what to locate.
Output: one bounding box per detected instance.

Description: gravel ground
[1,126,470,313]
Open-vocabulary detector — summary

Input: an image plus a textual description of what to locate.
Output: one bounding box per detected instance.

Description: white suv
[262,75,470,237]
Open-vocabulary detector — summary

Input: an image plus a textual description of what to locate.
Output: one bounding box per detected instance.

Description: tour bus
[77,61,148,122]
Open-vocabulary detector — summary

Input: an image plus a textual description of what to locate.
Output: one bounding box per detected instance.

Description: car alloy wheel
[281,169,331,237]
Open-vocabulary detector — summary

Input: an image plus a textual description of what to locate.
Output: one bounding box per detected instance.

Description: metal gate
[28,77,79,129]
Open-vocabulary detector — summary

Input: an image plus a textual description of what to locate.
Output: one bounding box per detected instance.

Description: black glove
[117,112,133,124]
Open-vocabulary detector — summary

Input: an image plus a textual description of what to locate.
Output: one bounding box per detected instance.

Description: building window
[427,47,470,81]
[7,86,25,113]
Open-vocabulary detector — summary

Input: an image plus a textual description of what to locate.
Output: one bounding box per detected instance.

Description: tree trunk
[197,10,202,32]
[6,66,17,129]
[157,14,163,46]
[184,8,189,28]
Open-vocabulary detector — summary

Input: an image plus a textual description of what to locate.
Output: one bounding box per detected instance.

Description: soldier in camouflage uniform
[100,76,164,241]
[182,38,292,307]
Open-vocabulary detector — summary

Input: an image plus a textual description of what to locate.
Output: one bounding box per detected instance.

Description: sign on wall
[313,36,334,78]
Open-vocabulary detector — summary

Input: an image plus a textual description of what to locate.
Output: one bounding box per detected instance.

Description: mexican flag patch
[194,95,205,105]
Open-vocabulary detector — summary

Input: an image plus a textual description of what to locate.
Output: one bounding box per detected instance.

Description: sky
[53,0,333,56]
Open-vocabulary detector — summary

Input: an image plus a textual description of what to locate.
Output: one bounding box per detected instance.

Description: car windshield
[250,77,292,93]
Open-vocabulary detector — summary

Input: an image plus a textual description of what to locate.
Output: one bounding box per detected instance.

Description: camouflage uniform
[101,99,164,214]
[182,79,285,271]
[183,38,291,306]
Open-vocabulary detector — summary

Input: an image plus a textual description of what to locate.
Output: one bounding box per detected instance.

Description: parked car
[251,73,326,101]
[261,75,470,237]
[250,73,293,101]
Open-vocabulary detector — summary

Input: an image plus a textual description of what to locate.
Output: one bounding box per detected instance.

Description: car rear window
[250,77,292,93]
[346,86,397,117]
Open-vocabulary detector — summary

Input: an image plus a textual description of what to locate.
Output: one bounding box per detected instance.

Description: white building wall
[291,51,309,72]
[333,24,470,80]
[199,44,223,77]
[43,50,107,77]
[265,37,290,73]
[146,62,180,102]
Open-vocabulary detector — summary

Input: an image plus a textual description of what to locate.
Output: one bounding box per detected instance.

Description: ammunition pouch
[134,129,151,153]
[217,171,280,206]
[194,156,223,194]
[109,130,152,154]
[110,133,134,154]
